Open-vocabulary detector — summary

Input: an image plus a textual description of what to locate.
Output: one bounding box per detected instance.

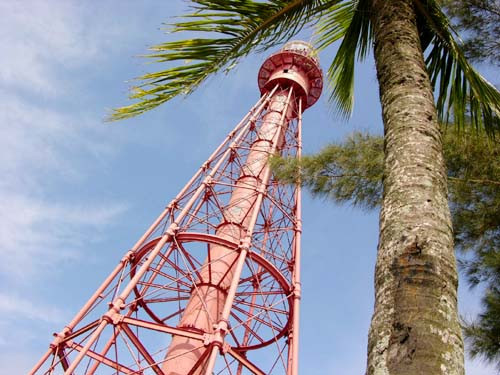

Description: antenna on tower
[31,41,323,375]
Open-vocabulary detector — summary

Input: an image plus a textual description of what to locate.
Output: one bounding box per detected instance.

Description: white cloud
[0,91,126,281]
[0,1,174,373]
[0,2,130,369]
[0,1,118,95]
[0,294,69,373]
[1,2,84,94]
[0,292,66,324]
[0,1,128,282]
[466,357,498,375]
[0,192,126,280]
[0,92,116,188]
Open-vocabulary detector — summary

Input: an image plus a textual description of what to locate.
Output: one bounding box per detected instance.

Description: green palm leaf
[112,0,500,136]
[313,0,499,133]
[314,0,372,118]
[415,0,500,134]
[110,0,338,121]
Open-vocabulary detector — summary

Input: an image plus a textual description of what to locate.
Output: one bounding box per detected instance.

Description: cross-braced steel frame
[31,41,322,375]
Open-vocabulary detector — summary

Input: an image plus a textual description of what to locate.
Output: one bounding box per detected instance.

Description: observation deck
[258,40,323,109]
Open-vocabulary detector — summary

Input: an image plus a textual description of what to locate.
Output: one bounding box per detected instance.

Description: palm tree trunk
[367,1,464,374]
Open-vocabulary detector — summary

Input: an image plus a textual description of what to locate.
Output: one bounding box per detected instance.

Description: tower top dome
[281,40,319,63]
[258,40,323,109]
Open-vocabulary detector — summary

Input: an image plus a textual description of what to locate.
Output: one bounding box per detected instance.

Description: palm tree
[111,1,500,374]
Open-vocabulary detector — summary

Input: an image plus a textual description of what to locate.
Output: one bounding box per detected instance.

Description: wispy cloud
[0,1,128,282]
[0,192,126,280]
[0,3,138,371]
[0,293,69,373]
[0,1,119,95]
[0,90,126,282]
[0,292,66,324]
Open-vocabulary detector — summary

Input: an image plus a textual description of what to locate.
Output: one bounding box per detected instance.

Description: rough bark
[366,1,465,374]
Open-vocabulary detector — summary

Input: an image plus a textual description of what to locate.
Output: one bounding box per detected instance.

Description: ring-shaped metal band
[131,232,292,351]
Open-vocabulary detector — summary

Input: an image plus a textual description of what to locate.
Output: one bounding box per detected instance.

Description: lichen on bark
[366,1,464,374]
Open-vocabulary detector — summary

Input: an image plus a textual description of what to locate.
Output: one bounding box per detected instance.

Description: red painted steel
[31,41,322,375]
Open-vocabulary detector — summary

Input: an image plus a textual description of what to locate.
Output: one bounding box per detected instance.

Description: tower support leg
[162,89,296,374]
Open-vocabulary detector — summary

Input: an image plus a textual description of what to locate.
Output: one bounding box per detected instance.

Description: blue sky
[0,1,496,374]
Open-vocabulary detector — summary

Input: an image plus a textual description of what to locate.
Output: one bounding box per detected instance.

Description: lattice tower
[31,40,323,375]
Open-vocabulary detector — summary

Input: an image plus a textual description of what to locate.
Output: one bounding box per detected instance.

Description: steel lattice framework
[31,41,322,375]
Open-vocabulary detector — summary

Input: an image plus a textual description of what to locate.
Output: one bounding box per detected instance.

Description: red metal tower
[31,40,322,375]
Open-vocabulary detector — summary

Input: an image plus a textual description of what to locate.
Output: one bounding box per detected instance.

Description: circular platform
[258,41,323,109]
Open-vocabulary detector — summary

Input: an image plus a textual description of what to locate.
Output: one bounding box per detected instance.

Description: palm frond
[110,0,337,121]
[416,0,500,135]
[314,0,372,118]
